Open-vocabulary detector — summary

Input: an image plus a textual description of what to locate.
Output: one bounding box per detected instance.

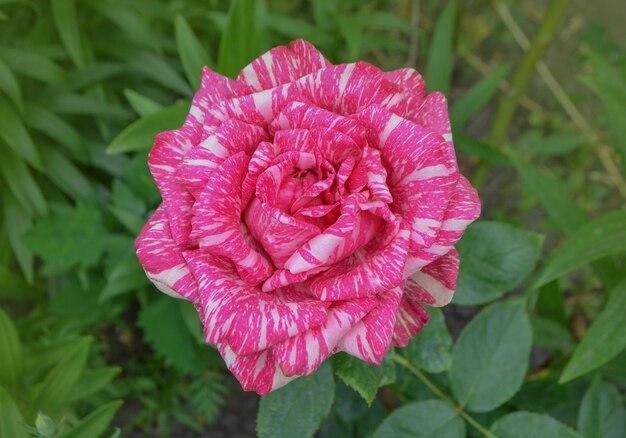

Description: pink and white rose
[135,40,480,395]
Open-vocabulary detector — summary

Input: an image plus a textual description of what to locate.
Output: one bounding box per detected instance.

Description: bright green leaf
[332,353,383,406]
[0,56,23,111]
[40,148,95,202]
[68,367,121,403]
[219,0,261,78]
[425,0,456,93]
[24,103,84,157]
[0,387,28,438]
[106,101,189,154]
[578,377,626,438]
[61,400,123,438]
[490,412,582,438]
[537,209,626,287]
[0,46,67,84]
[560,278,626,383]
[0,308,22,387]
[175,14,211,88]
[123,89,163,117]
[257,363,334,438]
[455,221,543,305]
[403,307,452,373]
[373,399,465,438]
[132,52,192,97]
[450,299,532,412]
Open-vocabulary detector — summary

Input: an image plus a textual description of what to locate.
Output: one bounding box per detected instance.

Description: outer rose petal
[272,297,379,376]
[191,152,273,285]
[405,248,460,307]
[218,344,296,396]
[337,286,403,364]
[183,251,328,355]
[135,206,197,301]
[413,92,453,144]
[237,39,331,91]
[392,296,430,347]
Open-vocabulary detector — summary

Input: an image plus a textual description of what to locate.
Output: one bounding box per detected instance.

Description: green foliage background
[0,0,625,437]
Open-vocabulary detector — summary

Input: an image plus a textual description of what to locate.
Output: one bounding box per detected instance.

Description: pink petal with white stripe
[184,251,327,355]
[413,92,453,144]
[405,248,460,308]
[135,206,197,301]
[218,344,296,396]
[348,146,393,203]
[392,296,429,347]
[241,141,279,206]
[337,286,403,364]
[191,152,273,285]
[237,39,331,92]
[273,297,379,376]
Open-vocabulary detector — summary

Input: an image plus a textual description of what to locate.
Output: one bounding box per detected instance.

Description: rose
[136,39,480,395]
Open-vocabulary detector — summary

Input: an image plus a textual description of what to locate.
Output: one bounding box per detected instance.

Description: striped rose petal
[392,296,430,347]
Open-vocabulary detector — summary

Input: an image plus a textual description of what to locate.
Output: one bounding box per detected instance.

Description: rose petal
[184,251,328,355]
[392,296,429,347]
[191,152,273,285]
[337,286,403,364]
[272,297,379,376]
[405,248,460,307]
[237,39,331,92]
[135,206,197,301]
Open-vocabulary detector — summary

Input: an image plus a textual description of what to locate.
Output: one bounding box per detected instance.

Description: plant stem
[392,354,498,438]
[488,0,571,149]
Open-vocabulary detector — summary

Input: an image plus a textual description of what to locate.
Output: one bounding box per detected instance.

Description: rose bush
[136,39,480,395]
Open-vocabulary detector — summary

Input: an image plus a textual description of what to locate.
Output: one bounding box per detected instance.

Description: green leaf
[455,135,509,165]
[0,47,67,84]
[2,192,34,283]
[450,64,510,130]
[537,209,626,287]
[24,103,84,157]
[257,363,334,438]
[0,263,35,300]
[69,367,121,403]
[0,56,23,111]
[580,52,626,171]
[23,337,89,378]
[132,52,192,97]
[61,400,123,438]
[425,0,456,93]
[449,299,532,412]
[22,204,107,269]
[454,221,543,305]
[578,377,626,438]
[531,316,575,352]
[517,130,586,157]
[40,148,95,202]
[373,399,465,438]
[509,151,586,235]
[403,307,452,373]
[175,14,211,89]
[332,353,383,406]
[51,0,84,68]
[0,148,47,217]
[28,337,90,419]
[123,89,163,117]
[138,297,196,372]
[0,387,28,438]
[99,257,147,302]
[0,94,42,170]
[45,93,132,120]
[106,101,189,154]
[490,412,582,438]
[219,0,261,78]
[0,308,22,387]
[560,278,626,383]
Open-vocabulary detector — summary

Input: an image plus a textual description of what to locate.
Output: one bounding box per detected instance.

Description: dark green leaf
[51,0,84,68]
[175,14,211,88]
[124,89,163,117]
[455,221,543,305]
[138,297,196,372]
[219,0,261,78]
[69,367,121,403]
[531,316,575,352]
[40,148,95,202]
[45,93,133,120]
[578,377,626,438]
[560,278,626,383]
[257,363,334,438]
[490,412,582,438]
[0,308,22,387]
[517,130,586,157]
[0,148,47,217]
[106,101,189,154]
[0,47,67,84]
[537,209,626,286]
[373,399,465,438]
[24,103,84,157]
[450,64,510,130]
[425,0,456,93]
[332,353,383,406]
[132,52,192,97]
[0,56,23,111]
[404,307,452,373]
[450,299,532,412]
[22,204,107,269]
[455,135,509,165]
[2,192,34,282]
